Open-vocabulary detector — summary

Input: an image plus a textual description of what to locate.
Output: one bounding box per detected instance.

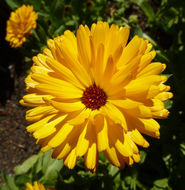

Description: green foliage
[3,0,185,189]
[131,0,155,24]
[0,151,63,189]
[5,0,21,10]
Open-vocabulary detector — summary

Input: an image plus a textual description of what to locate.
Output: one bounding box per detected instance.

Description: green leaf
[153,178,169,188]
[180,143,185,156]
[109,165,119,177]
[51,0,65,19]
[164,100,173,109]
[15,175,31,186]
[1,173,18,190]
[29,0,41,10]
[129,15,138,24]
[0,186,10,190]
[53,25,65,37]
[131,0,155,23]
[40,159,63,186]
[15,155,39,175]
[42,151,54,174]
[140,150,147,164]
[5,0,21,10]
[37,24,48,44]
[35,152,44,174]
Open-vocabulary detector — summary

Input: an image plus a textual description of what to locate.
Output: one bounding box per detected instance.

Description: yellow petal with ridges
[117,35,142,67]
[67,108,91,125]
[76,123,89,156]
[33,115,66,139]
[35,83,83,99]
[137,62,166,77]
[133,153,140,163]
[104,147,121,168]
[49,100,85,113]
[94,116,109,152]
[137,50,156,73]
[64,148,78,169]
[128,129,149,148]
[155,92,173,101]
[48,123,74,147]
[27,114,56,133]
[46,56,84,90]
[77,25,91,69]
[23,94,53,105]
[102,102,128,130]
[85,143,97,170]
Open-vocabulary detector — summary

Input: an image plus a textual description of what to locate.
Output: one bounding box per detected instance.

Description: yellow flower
[20,21,173,172]
[5,4,38,48]
[25,181,45,190]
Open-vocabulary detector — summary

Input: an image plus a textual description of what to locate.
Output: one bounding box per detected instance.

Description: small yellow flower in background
[5,4,38,48]
[20,21,173,172]
[25,181,45,190]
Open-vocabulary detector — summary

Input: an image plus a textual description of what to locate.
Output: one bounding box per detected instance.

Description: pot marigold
[20,21,173,172]
[5,4,38,48]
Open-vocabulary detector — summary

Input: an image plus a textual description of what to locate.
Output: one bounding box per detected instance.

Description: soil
[0,74,40,183]
[0,2,39,183]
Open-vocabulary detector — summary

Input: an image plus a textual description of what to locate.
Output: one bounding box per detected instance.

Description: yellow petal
[64,148,78,169]
[76,123,89,156]
[85,143,97,170]
[35,83,83,99]
[58,35,93,87]
[125,75,166,100]
[102,102,128,130]
[23,93,53,105]
[128,129,149,148]
[117,35,142,67]
[46,57,84,90]
[67,108,91,125]
[48,123,74,147]
[27,114,56,133]
[49,100,85,113]
[26,105,56,117]
[109,99,141,109]
[138,118,160,138]
[137,62,166,77]
[33,115,66,139]
[77,25,91,69]
[94,116,109,152]
[155,92,173,101]
[108,123,133,157]
[104,147,122,168]
[133,153,140,163]
[137,50,156,72]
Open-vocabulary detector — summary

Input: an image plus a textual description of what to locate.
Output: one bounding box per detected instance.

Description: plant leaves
[1,173,18,190]
[15,155,39,175]
[5,0,21,10]
[131,0,155,23]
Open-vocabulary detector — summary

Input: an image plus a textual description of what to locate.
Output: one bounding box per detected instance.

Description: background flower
[5,4,38,48]
[20,21,172,172]
[25,181,45,190]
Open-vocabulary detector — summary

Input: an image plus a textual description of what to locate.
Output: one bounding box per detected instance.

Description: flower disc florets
[81,83,107,110]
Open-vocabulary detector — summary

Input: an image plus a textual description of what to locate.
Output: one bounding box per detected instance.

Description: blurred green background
[0,0,185,189]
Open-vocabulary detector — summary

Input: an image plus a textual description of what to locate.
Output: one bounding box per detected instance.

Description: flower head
[25,181,45,190]
[5,4,38,48]
[20,21,173,172]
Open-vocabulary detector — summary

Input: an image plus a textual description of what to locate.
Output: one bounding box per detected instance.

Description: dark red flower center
[81,84,107,110]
